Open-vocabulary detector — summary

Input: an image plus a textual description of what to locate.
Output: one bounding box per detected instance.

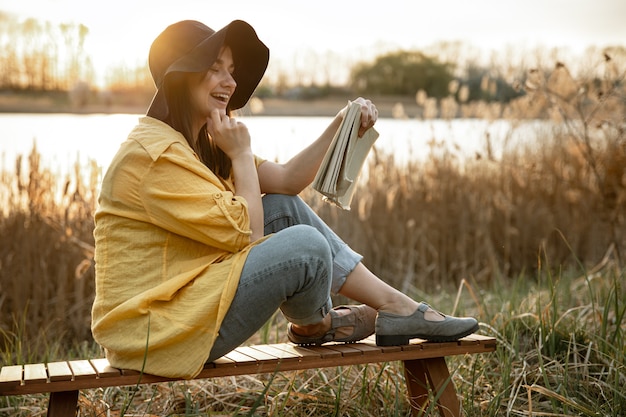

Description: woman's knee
[279,224,331,261]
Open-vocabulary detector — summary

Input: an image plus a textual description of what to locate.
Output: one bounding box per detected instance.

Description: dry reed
[0,146,98,363]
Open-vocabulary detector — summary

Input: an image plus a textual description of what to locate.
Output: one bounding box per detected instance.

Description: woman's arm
[258,113,342,195]
[258,97,378,195]
[208,110,264,242]
[230,152,263,242]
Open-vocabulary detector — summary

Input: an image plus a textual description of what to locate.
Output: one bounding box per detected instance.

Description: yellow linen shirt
[91,116,264,379]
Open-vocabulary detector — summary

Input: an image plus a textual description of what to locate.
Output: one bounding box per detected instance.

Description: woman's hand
[206,109,252,160]
[337,97,379,137]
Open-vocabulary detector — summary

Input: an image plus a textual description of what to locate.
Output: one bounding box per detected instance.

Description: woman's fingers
[207,110,251,158]
[353,97,378,137]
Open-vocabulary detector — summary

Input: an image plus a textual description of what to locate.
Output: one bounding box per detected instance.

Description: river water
[1,113,530,177]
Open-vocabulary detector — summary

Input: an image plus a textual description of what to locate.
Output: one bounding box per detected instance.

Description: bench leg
[47,390,79,417]
[403,357,461,417]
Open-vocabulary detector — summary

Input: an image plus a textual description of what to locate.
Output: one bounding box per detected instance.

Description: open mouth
[212,93,230,104]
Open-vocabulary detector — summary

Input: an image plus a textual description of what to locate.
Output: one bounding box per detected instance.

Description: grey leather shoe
[375,302,479,346]
[288,304,377,346]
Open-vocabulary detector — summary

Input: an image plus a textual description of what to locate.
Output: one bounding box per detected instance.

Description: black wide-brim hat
[147,19,269,120]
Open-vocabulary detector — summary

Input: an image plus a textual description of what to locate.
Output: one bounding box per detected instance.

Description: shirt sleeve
[139,142,252,253]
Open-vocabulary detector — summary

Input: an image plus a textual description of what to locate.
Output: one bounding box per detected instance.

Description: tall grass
[308,123,625,291]
[0,146,99,364]
[1,59,625,415]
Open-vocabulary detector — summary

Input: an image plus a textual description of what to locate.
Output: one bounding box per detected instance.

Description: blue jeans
[207,194,362,361]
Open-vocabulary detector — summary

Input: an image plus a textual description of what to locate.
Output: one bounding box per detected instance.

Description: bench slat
[0,365,23,389]
[47,362,73,382]
[236,346,285,362]
[464,334,498,348]
[295,345,343,359]
[344,343,384,355]
[361,337,404,353]
[399,341,426,352]
[248,344,301,362]
[213,356,236,367]
[24,364,47,384]
[323,344,370,357]
[270,343,323,361]
[458,336,480,346]
[68,360,96,380]
[90,358,122,378]
[464,334,494,342]
[223,348,260,365]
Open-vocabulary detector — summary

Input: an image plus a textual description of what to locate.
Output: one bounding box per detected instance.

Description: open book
[312,101,379,209]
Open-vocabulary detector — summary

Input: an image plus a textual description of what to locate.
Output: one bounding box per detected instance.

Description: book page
[312,102,379,209]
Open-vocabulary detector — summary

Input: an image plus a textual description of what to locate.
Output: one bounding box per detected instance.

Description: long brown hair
[162,72,232,179]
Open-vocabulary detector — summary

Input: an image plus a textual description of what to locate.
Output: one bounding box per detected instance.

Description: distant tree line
[0,13,93,92]
[1,13,624,108]
[349,50,522,103]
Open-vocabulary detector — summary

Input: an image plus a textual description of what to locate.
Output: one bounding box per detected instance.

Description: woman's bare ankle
[377,295,419,316]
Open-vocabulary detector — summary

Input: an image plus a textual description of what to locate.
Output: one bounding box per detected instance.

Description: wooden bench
[0,334,496,417]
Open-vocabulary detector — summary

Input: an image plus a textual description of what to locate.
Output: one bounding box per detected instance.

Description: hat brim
[147,20,269,120]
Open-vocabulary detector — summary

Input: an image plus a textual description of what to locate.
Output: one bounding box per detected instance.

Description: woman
[91,19,478,379]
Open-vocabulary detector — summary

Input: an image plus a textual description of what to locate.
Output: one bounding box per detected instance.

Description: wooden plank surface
[47,362,73,382]
[0,365,23,386]
[298,345,343,359]
[323,344,367,357]
[23,364,47,384]
[248,344,301,361]
[90,358,122,378]
[272,343,322,359]
[212,356,236,367]
[0,336,497,396]
[223,349,259,365]
[361,337,404,352]
[68,360,96,380]
[236,346,283,362]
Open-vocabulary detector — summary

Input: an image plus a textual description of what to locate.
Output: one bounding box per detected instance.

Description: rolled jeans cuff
[331,244,363,294]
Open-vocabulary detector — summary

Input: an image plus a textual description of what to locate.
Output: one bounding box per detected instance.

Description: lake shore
[0,93,420,118]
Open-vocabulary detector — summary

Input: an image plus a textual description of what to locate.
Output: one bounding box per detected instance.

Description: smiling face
[189,46,237,124]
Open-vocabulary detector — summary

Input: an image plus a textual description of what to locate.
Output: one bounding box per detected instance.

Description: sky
[1,0,625,83]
